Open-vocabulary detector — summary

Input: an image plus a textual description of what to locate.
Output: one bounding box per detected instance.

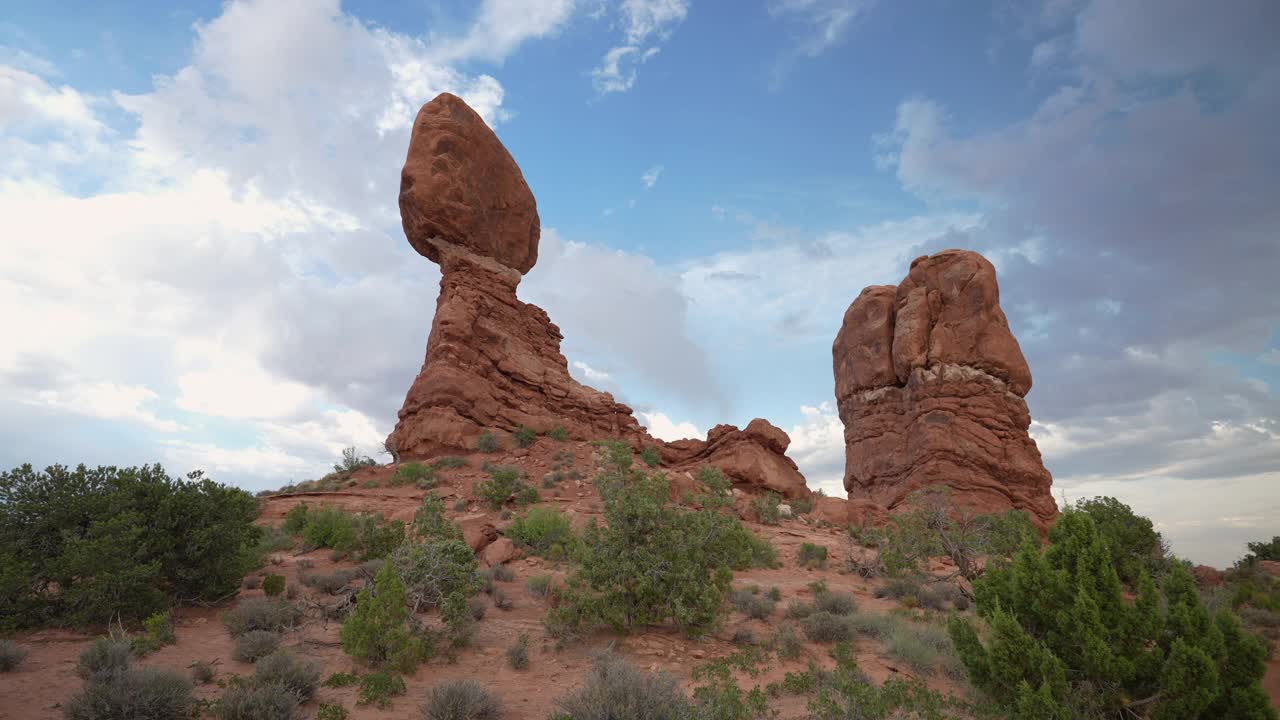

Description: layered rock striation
[832,249,1057,528]
[386,93,809,503]
[387,93,646,458]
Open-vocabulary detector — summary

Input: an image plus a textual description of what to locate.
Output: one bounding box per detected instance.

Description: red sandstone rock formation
[386,94,647,458]
[832,249,1057,528]
[387,95,808,500]
[663,418,810,500]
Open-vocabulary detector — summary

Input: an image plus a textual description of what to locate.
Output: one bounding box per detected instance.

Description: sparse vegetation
[798,542,828,569]
[507,506,576,558]
[546,425,570,442]
[0,463,261,630]
[77,638,134,680]
[333,447,377,479]
[285,504,404,560]
[422,679,502,720]
[358,669,406,708]
[640,446,661,468]
[552,652,689,720]
[0,639,28,671]
[475,466,519,510]
[262,574,285,597]
[317,704,350,720]
[340,561,435,672]
[253,651,320,703]
[190,660,215,684]
[232,630,281,662]
[477,431,500,453]
[506,633,530,670]
[731,587,777,620]
[751,492,782,525]
[391,462,436,488]
[65,665,196,720]
[212,683,298,720]
[222,598,301,636]
[514,425,537,448]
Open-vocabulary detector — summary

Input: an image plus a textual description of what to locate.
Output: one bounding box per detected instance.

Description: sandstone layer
[664,419,809,500]
[832,249,1057,528]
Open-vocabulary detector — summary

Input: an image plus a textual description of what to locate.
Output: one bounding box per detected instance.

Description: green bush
[507,507,576,557]
[190,661,215,684]
[475,467,519,510]
[789,495,814,515]
[433,456,468,469]
[77,638,133,680]
[546,426,570,442]
[422,679,502,720]
[514,426,537,448]
[254,651,320,703]
[391,462,435,488]
[340,561,435,672]
[553,652,689,720]
[802,612,855,643]
[282,503,310,535]
[411,493,464,543]
[132,611,176,654]
[1245,536,1280,563]
[514,484,539,506]
[731,587,776,620]
[233,630,281,663]
[0,640,27,671]
[798,543,828,569]
[358,669,406,708]
[392,538,481,623]
[751,493,781,525]
[333,447,376,478]
[300,569,354,594]
[212,683,297,720]
[814,591,857,616]
[300,506,358,551]
[950,507,1276,719]
[477,431,500,453]
[65,666,196,720]
[1074,495,1168,586]
[806,644,954,720]
[773,625,804,660]
[507,633,530,670]
[222,598,301,636]
[316,703,349,720]
[262,574,286,597]
[0,464,260,630]
[640,447,661,468]
[547,467,776,638]
[526,574,558,600]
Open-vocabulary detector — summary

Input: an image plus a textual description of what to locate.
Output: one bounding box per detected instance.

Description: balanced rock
[832,249,1057,528]
[387,94,646,458]
[664,419,810,500]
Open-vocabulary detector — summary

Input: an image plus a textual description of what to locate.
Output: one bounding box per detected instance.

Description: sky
[0,0,1277,567]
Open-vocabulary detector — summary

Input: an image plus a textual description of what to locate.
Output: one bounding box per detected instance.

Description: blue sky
[1,0,1277,566]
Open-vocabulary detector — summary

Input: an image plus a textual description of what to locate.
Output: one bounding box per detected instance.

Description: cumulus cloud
[786,403,845,495]
[637,411,701,441]
[590,0,688,94]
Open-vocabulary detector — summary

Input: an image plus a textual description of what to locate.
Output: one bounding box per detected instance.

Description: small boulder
[481,537,519,566]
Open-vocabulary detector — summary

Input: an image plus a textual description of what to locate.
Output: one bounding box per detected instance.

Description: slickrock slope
[386,93,808,504]
[386,93,646,458]
[832,249,1057,528]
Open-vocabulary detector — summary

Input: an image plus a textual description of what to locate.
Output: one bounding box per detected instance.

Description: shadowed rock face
[386,94,809,503]
[833,249,1057,528]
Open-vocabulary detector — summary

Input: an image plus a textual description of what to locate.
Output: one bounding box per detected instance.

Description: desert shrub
[489,564,514,582]
[392,538,481,624]
[324,671,360,687]
[802,612,855,643]
[254,651,320,703]
[212,683,298,720]
[546,426,570,442]
[64,666,196,720]
[299,506,358,551]
[773,625,804,659]
[874,575,921,602]
[358,669,406,708]
[514,426,537,448]
[689,662,773,720]
[492,587,513,610]
[262,574,285,597]
[300,569,355,595]
[190,660,215,684]
[1074,495,1169,585]
[252,526,295,562]
[77,637,134,680]
[950,507,1276,719]
[453,498,469,511]
[814,591,857,616]
[553,652,690,720]
[0,463,260,630]
[766,586,782,602]
[477,431,499,453]
[526,574,558,600]
[507,506,576,557]
[434,456,468,469]
[751,493,782,525]
[412,493,464,543]
[731,587,776,620]
[476,467,518,510]
[132,611,176,654]
[784,600,815,620]
[333,447,377,479]
[392,462,435,488]
[640,447,661,468]
[233,630,281,663]
[547,467,776,638]
[222,598,300,636]
[507,633,530,670]
[846,612,898,641]
[468,596,487,620]
[514,484,539,506]
[282,503,310,535]
[340,561,435,672]
[798,543,828,569]
[422,679,502,720]
[0,639,27,671]
[316,704,349,720]
[789,495,815,515]
[732,628,756,646]
[243,575,262,589]
[806,644,953,720]
[352,513,406,560]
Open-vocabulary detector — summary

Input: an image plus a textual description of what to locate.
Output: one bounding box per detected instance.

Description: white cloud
[640,164,663,188]
[786,402,845,495]
[571,360,612,383]
[637,411,700,441]
[23,381,182,433]
[590,0,687,94]
[768,0,874,58]
[432,0,579,64]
